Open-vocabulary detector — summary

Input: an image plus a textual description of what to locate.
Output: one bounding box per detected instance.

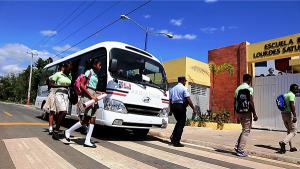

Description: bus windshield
[110,48,167,90]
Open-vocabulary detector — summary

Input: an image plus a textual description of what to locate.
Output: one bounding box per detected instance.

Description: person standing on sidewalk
[169,76,196,147]
[279,84,299,154]
[234,74,258,157]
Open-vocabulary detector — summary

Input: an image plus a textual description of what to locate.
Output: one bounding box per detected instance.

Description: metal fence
[253,74,300,130]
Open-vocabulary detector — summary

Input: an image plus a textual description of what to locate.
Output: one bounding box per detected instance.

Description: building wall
[163,57,187,83]
[164,57,210,123]
[208,42,248,122]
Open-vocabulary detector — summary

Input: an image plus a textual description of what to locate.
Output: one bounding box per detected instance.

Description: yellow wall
[163,57,210,87]
[163,57,186,83]
[185,57,210,86]
[247,33,300,63]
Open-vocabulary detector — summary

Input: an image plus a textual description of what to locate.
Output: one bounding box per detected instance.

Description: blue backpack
[276,95,286,111]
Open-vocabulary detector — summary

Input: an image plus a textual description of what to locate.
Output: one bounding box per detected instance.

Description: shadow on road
[36,114,158,142]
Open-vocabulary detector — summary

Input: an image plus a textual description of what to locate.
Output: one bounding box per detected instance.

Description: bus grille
[124,104,161,116]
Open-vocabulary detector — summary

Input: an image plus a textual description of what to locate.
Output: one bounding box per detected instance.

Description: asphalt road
[0,102,298,169]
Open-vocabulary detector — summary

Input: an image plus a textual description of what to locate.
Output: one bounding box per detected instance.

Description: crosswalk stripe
[4,112,13,116]
[3,137,76,169]
[68,141,157,169]
[110,141,229,169]
[147,141,284,169]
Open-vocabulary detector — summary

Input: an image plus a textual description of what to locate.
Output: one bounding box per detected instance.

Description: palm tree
[209,62,234,117]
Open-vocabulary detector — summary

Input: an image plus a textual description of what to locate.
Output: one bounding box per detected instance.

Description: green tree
[0,57,52,104]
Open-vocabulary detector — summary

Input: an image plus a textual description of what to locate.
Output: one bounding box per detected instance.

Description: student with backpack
[64,58,104,148]
[278,84,299,154]
[49,62,72,140]
[234,74,258,157]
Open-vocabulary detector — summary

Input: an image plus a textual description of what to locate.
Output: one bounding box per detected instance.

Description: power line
[41,0,96,46]
[53,1,121,46]
[55,0,152,58]
[33,1,86,48]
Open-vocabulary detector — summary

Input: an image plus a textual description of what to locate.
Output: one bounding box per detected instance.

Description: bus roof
[44,41,160,69]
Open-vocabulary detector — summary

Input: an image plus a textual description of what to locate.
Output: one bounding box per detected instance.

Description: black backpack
[68,87,78,105]
[236,89,251,113]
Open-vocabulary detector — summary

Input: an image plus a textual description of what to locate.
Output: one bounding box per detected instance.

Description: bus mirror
[109,59,118,72]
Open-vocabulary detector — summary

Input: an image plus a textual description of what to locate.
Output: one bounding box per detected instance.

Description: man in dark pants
[170,76,196,147]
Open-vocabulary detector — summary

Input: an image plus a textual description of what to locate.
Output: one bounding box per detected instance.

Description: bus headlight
[159,107,169,117]
[104,99,127,114]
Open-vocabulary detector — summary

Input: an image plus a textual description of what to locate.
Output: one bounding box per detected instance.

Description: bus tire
[132,129,149,137]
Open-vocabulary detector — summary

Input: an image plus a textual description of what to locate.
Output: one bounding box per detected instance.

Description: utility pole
[26,51,38,105]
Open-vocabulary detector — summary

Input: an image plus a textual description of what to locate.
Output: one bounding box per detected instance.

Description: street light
[26,51,38,105]
[120,15,173,51]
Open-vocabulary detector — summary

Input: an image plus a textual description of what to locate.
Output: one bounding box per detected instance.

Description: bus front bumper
[96,110,168,129]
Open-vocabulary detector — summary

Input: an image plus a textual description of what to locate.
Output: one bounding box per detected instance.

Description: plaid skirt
[77,88,100,118]
[43,88,57,112]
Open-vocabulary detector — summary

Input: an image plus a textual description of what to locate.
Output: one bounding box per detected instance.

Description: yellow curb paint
[0,122,48,126]
[204,122,241,130]
[3,112,13,117]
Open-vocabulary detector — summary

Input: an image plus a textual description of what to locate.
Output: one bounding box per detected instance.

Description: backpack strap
[86,70,93,86]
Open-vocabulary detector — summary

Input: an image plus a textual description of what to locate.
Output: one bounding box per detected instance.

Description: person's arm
[250,95,258,121]
[186,97,196,113]
[80,74,97,101]
[290,101,297,123]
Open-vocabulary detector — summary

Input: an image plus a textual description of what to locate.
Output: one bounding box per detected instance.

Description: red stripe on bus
[162,101,169,104]
[106,92,127,97]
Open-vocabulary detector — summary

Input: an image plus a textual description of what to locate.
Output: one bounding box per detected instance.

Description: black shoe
[173,143,184,147]
[279,141,286,154]
[52,132,60,140]
[83,143,97,148]
[64,131,70,142]
[49,130,53,135]
[290,147,297,152]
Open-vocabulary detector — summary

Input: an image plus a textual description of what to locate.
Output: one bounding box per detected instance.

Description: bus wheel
[132,129,149,137]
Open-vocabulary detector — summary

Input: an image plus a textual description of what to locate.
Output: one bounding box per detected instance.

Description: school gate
[252,74,300,130]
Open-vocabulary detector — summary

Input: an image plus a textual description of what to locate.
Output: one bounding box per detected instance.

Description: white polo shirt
[169,83,190,104]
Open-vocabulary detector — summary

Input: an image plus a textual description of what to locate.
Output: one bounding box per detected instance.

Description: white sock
[84,124,94,145]
[66,122,82,138]
[49,126,53,131]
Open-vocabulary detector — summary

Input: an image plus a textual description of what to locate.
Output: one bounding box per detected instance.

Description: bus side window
[40,65,57,86]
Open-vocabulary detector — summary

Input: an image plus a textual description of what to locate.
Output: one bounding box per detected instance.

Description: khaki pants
[236,113,252,151]
[281,113,297,145]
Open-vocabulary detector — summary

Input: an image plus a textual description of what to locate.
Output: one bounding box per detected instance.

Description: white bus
[35,41,169,136]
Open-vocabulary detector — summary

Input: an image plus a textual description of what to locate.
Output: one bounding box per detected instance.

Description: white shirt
[169,83,190,104]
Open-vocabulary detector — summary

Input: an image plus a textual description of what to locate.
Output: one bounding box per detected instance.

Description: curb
[0,101,36,110]
[149,130,300,165]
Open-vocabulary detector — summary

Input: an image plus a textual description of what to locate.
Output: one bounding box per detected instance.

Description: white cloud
[2,64,24,74]
[200,27,219,34]
[0,43,56,75]
[170,19,183,26]
[52,44,80,53]
[40,30,57,37]
[159,30,197,40]
[173,34,197,40]
[144,14,151,19]
[204,0,218,3]
[200,26,238,34]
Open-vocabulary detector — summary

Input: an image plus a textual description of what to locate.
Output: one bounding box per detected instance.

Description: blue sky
[0,0,299,75]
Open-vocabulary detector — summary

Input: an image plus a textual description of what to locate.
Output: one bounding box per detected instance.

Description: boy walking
[234,74,258,157]
[279,84,299,153]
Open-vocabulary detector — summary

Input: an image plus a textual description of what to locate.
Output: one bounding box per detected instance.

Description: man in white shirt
[169,76,196,147]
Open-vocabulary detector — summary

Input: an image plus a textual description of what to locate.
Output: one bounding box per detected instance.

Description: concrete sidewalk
[149,124,300,165]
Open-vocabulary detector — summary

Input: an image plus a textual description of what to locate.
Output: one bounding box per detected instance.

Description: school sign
[247,33,300,63]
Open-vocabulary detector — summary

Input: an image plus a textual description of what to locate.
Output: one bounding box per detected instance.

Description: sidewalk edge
[149,130,300,165]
